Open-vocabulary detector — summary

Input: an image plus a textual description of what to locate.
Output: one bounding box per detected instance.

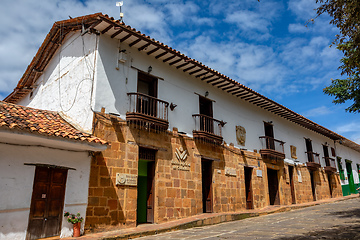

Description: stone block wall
[85,112,342,229]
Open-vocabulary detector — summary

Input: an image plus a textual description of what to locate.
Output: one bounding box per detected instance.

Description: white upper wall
[16,31,360,168]
[93,34,360,166]
[18,31,98,133]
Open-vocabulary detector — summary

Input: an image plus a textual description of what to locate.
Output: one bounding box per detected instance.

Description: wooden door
[26,167,67,240]
[310,170,316,201]
[288,166,296,204]
[267,168,280,205]
[244,167,253,209]
[202,160,213,213]
[327,173,333,197]
[346,161,356,194]
[146,161,155,223]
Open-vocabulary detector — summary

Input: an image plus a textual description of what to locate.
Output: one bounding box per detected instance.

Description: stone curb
[57,194,358,240]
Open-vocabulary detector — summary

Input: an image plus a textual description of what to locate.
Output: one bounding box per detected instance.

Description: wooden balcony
[306,151,321,170]
[192,114,225,144]
[126,92,169,130]
[324,157,337,173]
[259,136,285,161]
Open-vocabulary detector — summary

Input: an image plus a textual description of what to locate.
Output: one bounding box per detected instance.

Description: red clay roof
[0,101,107,145]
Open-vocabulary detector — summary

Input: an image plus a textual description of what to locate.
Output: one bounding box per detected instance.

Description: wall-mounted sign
[290,145,297,159]
[116,173,137,186]
[225,167,237,177]
[256,170,263,177]
[236,126,246,146]
[175,147,188,161]
[172,147,190,171]
[297,169,302,183]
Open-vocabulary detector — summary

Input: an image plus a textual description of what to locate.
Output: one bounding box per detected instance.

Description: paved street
[138,198,360,240]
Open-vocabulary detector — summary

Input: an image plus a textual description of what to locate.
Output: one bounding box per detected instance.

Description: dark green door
[137,159,155,224]
[346,161,356,194]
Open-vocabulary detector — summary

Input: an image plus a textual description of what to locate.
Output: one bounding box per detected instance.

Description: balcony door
[264,122,275,150]
[137,72,158,117]
[305,139,313,162]
[199,96,213,133]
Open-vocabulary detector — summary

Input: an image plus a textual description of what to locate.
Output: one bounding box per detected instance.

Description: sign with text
[116,173,137,186]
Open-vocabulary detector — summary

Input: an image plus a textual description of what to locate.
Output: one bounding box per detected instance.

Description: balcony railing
[192,114,225,144]
[259,136,285,161]
[324,156,337,173]
[306,151,321,169]
[126,92,169,130]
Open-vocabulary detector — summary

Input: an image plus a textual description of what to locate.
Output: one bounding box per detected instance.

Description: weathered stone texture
[85,112,342,229]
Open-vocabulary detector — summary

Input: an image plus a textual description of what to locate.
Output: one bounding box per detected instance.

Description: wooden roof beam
[217,82,231,88]
[189,68,202,75]
[155,51,168,59]
[212,80,226,86]
[163,55,176,63]
[111,30,123,38]
[196,72,208,78]
[169,58,183,65]
[147,47,160,55]
[201,75,214,81]
[138,42,151,51]
[207,77,221,83]
[120,33,132,42]
[177,62,191,69]
[227,87,240,93]
[129,38,142,47]
[101,25,113,34]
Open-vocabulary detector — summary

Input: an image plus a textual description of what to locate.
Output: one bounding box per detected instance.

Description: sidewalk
[48,194,358,240]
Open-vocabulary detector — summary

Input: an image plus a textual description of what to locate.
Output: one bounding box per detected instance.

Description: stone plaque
[116,173,137,186]
[225,167,237,177]
[290,145,297,159]
[297,169,302,183]
[236,126,246,146]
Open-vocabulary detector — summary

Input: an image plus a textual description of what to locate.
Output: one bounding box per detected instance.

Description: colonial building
[4,13,360,231]
[0,101,107,239]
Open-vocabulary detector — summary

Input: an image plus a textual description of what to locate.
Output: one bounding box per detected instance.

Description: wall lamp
[148,66,153,73]
[170,103,177,111]
[205,91,209,97]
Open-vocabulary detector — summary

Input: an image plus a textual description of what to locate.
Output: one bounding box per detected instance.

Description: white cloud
[335,122,360,144]
[288,23,308,33]
[288,0,318,20]
[302,106,332,117]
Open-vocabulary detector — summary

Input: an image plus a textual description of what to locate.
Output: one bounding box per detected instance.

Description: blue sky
[0,0,359,143]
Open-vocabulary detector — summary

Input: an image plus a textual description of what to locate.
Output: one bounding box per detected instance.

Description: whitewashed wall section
[18,32,98,133]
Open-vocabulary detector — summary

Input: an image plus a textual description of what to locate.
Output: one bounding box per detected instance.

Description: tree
[315,0,360,113]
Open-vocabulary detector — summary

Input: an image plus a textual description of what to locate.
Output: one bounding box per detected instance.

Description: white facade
[18,32,98,133]
[20,30,360,172]
[0,130,102,240]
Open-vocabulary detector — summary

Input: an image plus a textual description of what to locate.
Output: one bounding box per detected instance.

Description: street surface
[138,198,360,239]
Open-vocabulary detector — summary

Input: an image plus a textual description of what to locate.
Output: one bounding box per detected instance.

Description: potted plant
[64,211,84,237]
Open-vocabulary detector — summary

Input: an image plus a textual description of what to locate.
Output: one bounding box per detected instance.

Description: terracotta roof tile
[0,101,107,145]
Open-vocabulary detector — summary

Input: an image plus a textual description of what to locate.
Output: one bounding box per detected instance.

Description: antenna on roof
[116,1,124,23]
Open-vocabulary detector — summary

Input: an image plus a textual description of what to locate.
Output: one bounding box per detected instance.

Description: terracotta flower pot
[73,222,81,237]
